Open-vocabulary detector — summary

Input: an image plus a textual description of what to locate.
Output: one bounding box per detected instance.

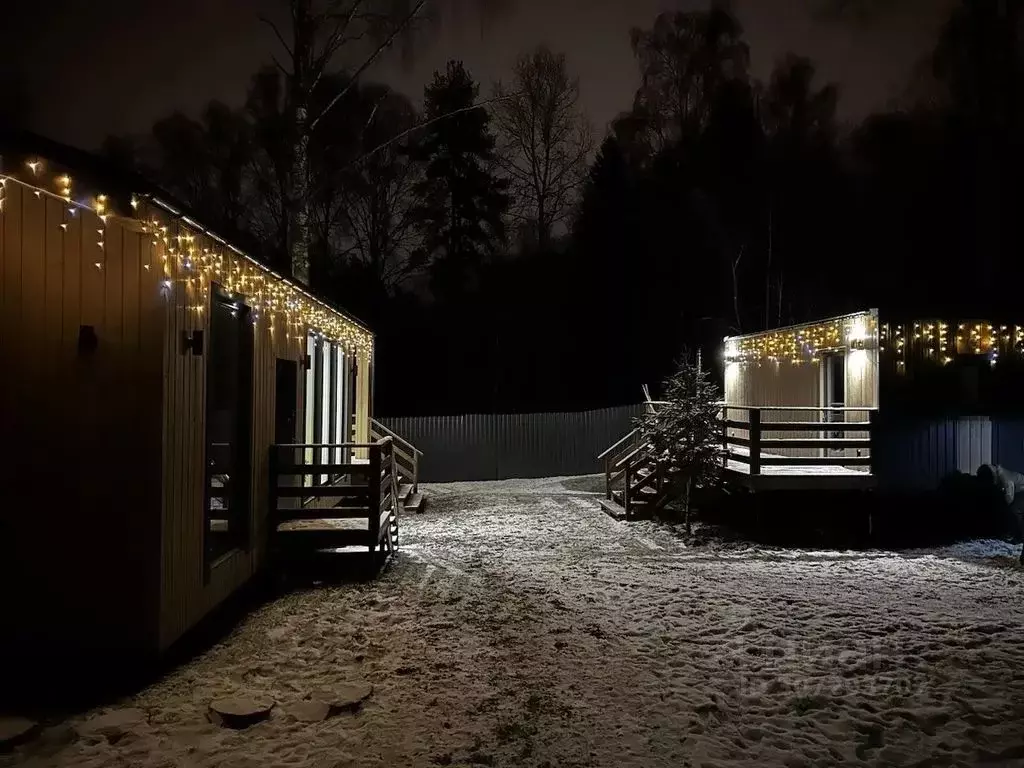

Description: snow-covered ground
[6,475,1024,767]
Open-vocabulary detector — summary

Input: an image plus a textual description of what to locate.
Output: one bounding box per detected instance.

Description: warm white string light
[0,164,374,357]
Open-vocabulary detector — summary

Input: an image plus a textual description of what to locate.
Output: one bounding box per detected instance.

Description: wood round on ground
[208,697,274,729]
[324,682,374,714]
[0,717,37,750]
[286,700,331,723]
[75,708,147,740]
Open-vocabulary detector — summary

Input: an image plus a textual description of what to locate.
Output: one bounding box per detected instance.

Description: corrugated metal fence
[874,415,1024,491]
[379,404,644,482]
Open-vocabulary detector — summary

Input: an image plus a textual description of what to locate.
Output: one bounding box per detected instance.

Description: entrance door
[821,353,846,455]
[204,286,254,568]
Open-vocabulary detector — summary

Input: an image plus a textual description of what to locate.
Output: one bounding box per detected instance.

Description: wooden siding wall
[144,202,315,651]
[353,349,371,459]
[724,360,822,458]
[723,313,879,460]
[0,180,164,660]
[841,348,877,460]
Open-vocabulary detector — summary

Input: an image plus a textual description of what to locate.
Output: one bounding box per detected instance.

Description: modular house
[722,309,1024,492]
[0,134,376,672]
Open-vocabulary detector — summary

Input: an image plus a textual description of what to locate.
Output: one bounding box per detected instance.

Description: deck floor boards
[724,445,874,491]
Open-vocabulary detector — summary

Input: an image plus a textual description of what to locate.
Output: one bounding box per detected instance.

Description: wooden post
[605,458,612,500]
[367,442,382,552]
[268,445,278,533]
[749,408,762,476]
[721,405,729,468]
[624,462,632,519]
[413,449,419,494]
[868,409,878,476]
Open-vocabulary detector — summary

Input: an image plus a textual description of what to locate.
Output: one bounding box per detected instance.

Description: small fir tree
[638,352,723,534]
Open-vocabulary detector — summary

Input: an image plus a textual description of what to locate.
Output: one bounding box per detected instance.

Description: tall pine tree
[412,60,509,298]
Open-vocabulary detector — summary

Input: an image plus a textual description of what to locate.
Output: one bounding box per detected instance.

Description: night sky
[3,0,954,151]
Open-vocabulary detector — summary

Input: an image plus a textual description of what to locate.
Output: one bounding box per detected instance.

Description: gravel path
[5,475,1024,767]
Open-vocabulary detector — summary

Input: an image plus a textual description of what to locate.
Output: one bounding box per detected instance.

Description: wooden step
[404,492,425,514]
[274,506,371,522]
[273,528,370,551]
[598,498,627,521]
[612,490,624,505]
[398,483,413,503]
[273,484,370,499]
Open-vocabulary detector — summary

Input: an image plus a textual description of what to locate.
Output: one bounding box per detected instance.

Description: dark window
[204,285,254,569]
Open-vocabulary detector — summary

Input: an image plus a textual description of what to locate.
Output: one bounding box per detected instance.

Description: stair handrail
[598,428,640,460]
[371,419,422,493]
[371,419,423,456]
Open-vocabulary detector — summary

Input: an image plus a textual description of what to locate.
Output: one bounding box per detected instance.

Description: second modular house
[0,131,385,678]
[721,309,1024,492]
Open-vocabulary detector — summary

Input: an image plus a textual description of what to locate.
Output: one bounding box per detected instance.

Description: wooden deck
[724,445,875,491]
[269,440,400,558]
[720,405,877,492]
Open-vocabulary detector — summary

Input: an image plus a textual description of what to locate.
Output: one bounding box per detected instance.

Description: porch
[599,403,878,519]
[722,405,877,491]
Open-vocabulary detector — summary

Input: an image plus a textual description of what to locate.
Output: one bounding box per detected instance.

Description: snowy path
[8,476,1024,767]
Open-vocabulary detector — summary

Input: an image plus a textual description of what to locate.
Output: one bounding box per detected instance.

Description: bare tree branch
[339,93,520,171]
[310,0,430,130]
[260,15,295,59]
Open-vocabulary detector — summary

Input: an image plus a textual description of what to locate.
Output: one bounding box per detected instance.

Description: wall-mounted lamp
[181,329,204,356]
[78,325,98,356]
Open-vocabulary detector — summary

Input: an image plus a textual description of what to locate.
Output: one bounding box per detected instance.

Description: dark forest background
[6,0,1022,416]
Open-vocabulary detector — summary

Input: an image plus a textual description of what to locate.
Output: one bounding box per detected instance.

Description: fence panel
[874,416,992,491]
[379,404,644,482]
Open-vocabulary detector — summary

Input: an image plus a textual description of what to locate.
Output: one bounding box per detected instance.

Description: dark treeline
[98,0,1024,415]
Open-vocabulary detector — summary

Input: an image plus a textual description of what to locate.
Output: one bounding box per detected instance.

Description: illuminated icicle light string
[725,316,877,365]
[0,168,373,357]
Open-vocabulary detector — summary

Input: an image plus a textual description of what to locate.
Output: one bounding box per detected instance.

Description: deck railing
[269,437,398,551]
[370,419,422,493]
[720,405,877,475]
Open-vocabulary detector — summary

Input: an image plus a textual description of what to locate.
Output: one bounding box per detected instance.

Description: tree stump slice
[208,697,274,729]
[323,683,374,714]
[76,708,147,743]
[286,700,330,723]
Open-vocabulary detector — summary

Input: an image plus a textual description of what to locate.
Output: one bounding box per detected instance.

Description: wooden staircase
[597,400,677,520]
[371,420,425,514]
[599,430,674,520]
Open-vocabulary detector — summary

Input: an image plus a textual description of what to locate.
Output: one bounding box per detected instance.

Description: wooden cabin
[0,137,405,679]
[722,309,1024,493]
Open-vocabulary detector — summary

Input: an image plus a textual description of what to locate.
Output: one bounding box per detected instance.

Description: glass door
[820,352,846,457]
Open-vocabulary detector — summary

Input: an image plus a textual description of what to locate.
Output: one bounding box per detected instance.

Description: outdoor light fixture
[181,329,204,356]
[77,325,98,356]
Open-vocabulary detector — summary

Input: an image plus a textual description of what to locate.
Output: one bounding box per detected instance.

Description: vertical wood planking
[122,227,141,353]
[61,203,81,353]
[20,187,45,384]
[1,178,164,656]
[104,215,124,348]
[80,211,104,332]
[1,184,21,409]
[43,197,64,373]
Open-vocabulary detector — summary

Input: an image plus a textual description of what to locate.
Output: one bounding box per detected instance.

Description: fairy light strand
[0,163,373,357]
